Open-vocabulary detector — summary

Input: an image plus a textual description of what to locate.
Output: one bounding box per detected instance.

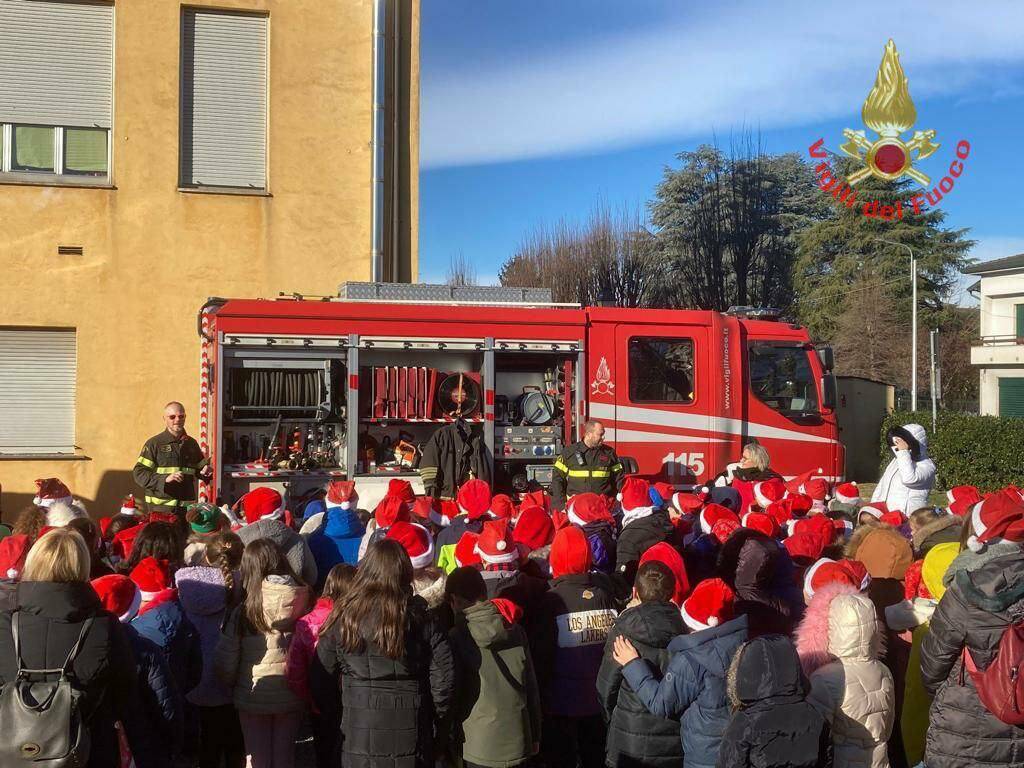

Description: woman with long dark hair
[312,539,454,768]
[215,539,311,768]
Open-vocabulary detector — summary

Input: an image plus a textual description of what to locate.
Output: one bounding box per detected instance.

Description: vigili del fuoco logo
[808,39,970,220]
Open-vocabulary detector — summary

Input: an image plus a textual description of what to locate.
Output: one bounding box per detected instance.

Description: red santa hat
[549,524,592,579]
[711,518,741,545]
[966,491,1024,552]
[375,496,410,529]
[803,557,872,599]
[475,518,518,565]
[791,515,836,549]
[833,482,860,506]
[803,478,829,503]
[858,502,888,521]
[788,494,813,518]
[111,523,144,562]
[947,485,982,517]
[386,478,416,506]
[741,511,779,539]
[0,535,32,581]
[33,477,72,508]
[129,556,171,603]
[120,495,142,517]
[619,477,654,524]
[513,505,554,552]
[785,469,822,496]
[753,478,786,509]
[671,492,703,516]
[639,542,691,605]
[653,482,675,506]
[242,487,285,526]
[699,503,739,535]
[454,531,482,568]
[91,574,142,623]
[412,496,435,521]
[879,510,907,528]
[326,480,358,511]
[458,479,493,521]
[680,578,735,632]
[386,521,434,569]
[491,494,516,520]
[567,493,614,527]
[519,490,551,515]
[766,498,793,528]
[783,531,826,564]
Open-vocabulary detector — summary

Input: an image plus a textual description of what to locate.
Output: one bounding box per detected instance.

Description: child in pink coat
[285,564,354,768]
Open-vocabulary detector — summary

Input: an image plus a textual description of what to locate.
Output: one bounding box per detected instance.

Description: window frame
[627,335,697,405]
[0,122,112,186]
[747,340,822,418]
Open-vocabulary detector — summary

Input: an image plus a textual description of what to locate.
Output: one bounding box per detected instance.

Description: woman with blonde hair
[0,528,138,767]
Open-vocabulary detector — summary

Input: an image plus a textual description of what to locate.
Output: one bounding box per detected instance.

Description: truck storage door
[604,325,712,486]
[744,340,838,481]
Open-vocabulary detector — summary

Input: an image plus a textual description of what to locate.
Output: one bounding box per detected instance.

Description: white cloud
[422,2,1024,168]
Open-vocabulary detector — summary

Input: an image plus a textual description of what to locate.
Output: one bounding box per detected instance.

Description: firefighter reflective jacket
[133,430,209,511]
[550,441,624,510]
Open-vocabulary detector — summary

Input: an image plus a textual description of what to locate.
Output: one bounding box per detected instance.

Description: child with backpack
[176,532,246,768]
[718,634,832,768]
[446,566,541,768]
[597,560,685,768]
[612,578,748,768]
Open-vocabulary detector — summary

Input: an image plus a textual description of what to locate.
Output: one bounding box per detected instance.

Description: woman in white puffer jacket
[795,582,895,768]
[871,423,936,513]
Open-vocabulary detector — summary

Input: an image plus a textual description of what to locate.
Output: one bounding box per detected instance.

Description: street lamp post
[876,238,917,411]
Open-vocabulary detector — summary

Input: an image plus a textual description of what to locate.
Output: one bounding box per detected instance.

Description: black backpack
[0,613,93,767]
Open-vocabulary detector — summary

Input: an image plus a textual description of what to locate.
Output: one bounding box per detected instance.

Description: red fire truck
[197,283,841,511]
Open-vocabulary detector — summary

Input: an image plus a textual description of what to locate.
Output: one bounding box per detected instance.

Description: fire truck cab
[198,283,841,511]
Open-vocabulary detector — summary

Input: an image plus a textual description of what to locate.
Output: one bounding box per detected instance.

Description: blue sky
[419,1,1024,299]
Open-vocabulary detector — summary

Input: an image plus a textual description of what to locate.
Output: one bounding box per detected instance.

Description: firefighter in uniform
[133,401,211,513]
[550,419,625,510]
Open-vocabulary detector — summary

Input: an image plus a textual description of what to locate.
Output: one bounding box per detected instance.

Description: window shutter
[1016,305,1024,339]
[0,329,77,454]
[998,378,1024,418]
[0,0,113,128]
[180,9,267,189]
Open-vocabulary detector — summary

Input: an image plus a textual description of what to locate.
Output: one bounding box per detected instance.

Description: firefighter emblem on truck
[591,357,614,395]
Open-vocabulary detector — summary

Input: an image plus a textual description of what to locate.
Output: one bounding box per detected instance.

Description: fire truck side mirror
[619,456,639,475]
[821,373,838,412]
[816,345,835,372]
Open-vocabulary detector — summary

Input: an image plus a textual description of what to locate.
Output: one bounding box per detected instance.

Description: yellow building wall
[0,0,419,518]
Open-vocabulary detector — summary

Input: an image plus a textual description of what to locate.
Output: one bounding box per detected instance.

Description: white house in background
[967,254,1024,416]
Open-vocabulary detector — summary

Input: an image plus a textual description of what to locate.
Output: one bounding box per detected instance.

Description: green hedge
[879,410,1024,493]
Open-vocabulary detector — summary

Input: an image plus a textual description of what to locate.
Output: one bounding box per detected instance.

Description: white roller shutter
[0,0,113,128]
[0,329,77,454]
[180,9,267,189]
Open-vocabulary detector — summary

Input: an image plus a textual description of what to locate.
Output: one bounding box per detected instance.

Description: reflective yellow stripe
[553,459,569,473]
[566,469,611,478]
[144,496,183,506]
[136,455,156,469]
[609,464,623,473]
[155,466,196,475]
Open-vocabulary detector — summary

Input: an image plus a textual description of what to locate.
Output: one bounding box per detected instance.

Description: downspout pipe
[371,0,386,282]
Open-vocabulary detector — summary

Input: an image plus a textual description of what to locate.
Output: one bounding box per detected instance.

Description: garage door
[998,378,1024,418]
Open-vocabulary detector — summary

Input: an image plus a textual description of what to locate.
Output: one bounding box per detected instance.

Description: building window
[180,9,268,191]
[999,378,1024,418]
[748,342,820,415]
[0,328,77,456]
[629,337,695,403]
[1016,304,1024,340]
[0,1,113,184]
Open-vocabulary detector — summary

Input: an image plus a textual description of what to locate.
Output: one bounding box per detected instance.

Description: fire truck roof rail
[336,282,578,308]
[726,306,783,320]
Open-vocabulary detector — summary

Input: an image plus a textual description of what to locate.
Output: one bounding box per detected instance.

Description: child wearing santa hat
[474,519,548,632]
[615,477,674,586]
[534,524,617,768]
[387,521,449,618]
[612,577,748,768]
[566,493,617,574]
[304,480,366,589]
[236,487,319,587]
[357,479,416,560]
[435,479,496,574]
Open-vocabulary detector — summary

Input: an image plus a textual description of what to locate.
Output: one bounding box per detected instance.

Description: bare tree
[446,251,477,287]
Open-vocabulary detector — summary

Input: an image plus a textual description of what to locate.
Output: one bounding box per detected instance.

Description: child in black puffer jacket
[719,634,832,768]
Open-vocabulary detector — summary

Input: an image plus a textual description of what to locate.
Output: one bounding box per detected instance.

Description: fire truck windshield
[748,342,820,416]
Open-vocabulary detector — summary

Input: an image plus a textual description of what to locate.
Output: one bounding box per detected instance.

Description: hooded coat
[717,529,800,637]
[175,565,234,707]
[0,581,137,768]
[911,514,962,558]
[795,585,894,768]
[921,547,1024,768]
[313,594,455,768]
[449,600,542,768]
[597,600,686,768]
[285,596,333,707]
[305,505,365,588]
[214,576,312,714]
[718,634,832,768]
[615,509,674,582]
[621,614,749,768]
[122,625,183,768]
[870,424,936,514]
[237,517,319,588]
[130,591,203,711]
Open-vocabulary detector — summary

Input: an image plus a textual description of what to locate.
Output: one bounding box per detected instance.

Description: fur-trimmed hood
[912,514,961,555]
[795,581,883,676]
[413,567,447,609]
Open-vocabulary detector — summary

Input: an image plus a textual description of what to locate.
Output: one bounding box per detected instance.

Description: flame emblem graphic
[839,40,939,187]
[592,357,614,395]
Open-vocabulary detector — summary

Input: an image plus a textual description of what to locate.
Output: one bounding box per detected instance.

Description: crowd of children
[2,427,1024,768]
